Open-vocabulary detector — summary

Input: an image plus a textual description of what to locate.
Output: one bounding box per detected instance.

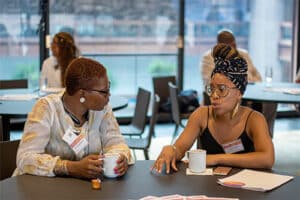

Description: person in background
[200,29,261,85]
[200,29,277,138]
[41,32,80,88]
[152,44,274,174]
[14,57,132,179]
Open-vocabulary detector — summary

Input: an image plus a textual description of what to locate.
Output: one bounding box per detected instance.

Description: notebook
[218,169,294,192]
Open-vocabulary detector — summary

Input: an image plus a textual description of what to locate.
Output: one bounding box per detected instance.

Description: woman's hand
[114,154,128,176]
[151,145,178,174]
[67,154,103,179]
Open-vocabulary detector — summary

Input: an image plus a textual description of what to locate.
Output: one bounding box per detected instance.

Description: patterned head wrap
[211,56,248,94]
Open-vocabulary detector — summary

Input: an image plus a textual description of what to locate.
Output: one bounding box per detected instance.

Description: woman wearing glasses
[14,57,131,179]
[153,44,274,174]
[41,31,80,88]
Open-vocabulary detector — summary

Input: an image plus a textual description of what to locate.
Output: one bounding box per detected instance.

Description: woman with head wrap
[152,44,274,174]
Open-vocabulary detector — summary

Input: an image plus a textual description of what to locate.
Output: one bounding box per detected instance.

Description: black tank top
[199,107,254,154]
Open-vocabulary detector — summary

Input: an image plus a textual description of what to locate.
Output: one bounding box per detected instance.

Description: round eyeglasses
[205,84,237,98]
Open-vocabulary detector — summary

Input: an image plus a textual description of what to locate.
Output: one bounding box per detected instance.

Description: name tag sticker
[63,128,88,155]
[222,138,244,154]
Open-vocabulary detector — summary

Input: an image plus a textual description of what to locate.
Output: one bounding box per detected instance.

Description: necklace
[61,94,89,126]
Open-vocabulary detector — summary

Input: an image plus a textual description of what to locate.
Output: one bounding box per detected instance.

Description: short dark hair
[65,57,107,95]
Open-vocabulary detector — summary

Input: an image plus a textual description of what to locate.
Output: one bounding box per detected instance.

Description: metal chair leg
[144,149,149,160]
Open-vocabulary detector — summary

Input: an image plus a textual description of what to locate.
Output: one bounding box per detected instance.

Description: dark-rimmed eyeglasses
[205,84,237,97]
[90,89,110,97]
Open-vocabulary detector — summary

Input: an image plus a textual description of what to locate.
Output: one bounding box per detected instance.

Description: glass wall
[0,0,296,97]
[184,0,295,93]
[0,0,40,88]
[49,0,179,95]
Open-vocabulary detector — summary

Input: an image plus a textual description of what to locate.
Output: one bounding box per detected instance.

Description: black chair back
[168,82,181,126]
[125,94,160,160]
[131,87,151,131]
[152,76,176,110]
[0,117,20,180]
[0,79,28,89]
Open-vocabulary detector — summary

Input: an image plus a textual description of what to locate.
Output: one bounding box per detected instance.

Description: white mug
[187,149,206,173]
[103,153,119,178]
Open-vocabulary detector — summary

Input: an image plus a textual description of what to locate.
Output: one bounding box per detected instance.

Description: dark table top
[243,82,300,103]
[0,161,299,200]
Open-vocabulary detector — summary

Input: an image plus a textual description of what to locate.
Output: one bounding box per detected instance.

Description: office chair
[152,75,176,118]
[0,116,20,180]
[125,94,160,160]
[0,79,28,132]
[120,87,151,137]
[168,82,192,142]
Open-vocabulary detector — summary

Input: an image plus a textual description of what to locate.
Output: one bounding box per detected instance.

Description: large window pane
[49,0,179,95]
[0,0,40,88]
[184,0,295,93]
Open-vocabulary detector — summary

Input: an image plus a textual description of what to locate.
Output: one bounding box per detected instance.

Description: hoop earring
[231,102,239,119]
[79,97,86,103]
[212,109,216,120]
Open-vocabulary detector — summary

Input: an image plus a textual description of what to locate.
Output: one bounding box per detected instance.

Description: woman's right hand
[151,145,178,174]
[67,154,104,179]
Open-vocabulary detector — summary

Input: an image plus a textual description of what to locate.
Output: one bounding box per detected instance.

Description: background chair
[120,87,151,137]
[168,82,193,142]
[125,94,160,160]
[152,76,176,122]
[0,115,20,180]
[0,79,28,89]
[0,79,28,135]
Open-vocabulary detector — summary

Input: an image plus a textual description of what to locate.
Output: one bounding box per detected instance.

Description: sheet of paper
[218,169,294,192]
[140,194,238,200]
[40,87,64,93]
[0,94,38,101]
[264,87,300,95]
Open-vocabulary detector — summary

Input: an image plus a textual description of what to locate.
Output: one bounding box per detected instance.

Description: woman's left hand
[114,154,128,176]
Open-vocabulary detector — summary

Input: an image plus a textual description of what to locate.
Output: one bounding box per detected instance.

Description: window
[0,0,39,88]
[49,0,179,95]
[184,0,296,92]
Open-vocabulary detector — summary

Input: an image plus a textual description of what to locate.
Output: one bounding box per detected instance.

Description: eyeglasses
[205,84,237,97]
[90,89,110,97]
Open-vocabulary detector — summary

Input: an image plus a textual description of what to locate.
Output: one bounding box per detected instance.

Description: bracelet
[54,158,69,176]
[171,144,177,151]
[170,145,178,159]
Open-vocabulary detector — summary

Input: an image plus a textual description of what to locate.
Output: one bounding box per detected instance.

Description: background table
[243,82,300,103]
[1,161,299,200]
[0,89,128,141]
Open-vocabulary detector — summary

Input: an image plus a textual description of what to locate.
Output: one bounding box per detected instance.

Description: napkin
[0,94,38,101]
[186,168,213,175]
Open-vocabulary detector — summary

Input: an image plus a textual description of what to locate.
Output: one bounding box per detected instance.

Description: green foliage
[13,63,39,88]
[106,69,116,89]
[148,60,175,75]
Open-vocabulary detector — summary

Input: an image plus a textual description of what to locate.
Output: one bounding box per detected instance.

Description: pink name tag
[221,138,244,154]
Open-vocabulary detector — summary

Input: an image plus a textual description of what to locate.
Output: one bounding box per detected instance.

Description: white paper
[186,168,213,175]
[40,87,64,93]
[140,194,238,200]
[264,87,300,95]
[0,94,38,101]
[218,169,294,192]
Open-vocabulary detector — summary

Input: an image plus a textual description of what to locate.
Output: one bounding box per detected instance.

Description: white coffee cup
[103,153,119,178]
[187,149,206,173]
